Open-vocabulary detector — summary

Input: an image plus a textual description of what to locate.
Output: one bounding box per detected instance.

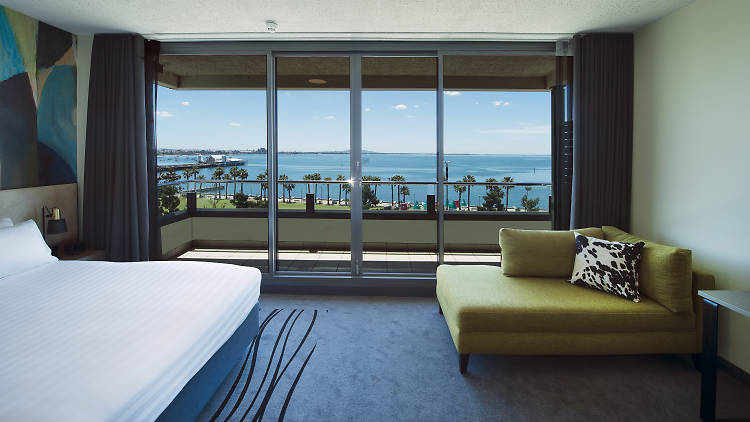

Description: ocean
[158,153,551,209]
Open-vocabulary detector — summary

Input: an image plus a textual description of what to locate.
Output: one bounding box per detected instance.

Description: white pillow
[0,219,58,279]
[0,218,12,229]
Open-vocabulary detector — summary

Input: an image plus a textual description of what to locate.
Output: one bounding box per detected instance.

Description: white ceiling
[1,0,692,40]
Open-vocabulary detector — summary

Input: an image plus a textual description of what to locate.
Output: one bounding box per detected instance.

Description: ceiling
[1,0,692,40]
[159,55,558,90]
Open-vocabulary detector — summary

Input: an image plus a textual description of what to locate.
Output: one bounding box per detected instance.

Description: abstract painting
[0,6,76,190]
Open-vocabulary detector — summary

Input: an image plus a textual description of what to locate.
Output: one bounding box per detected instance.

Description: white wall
[75,34,93,238]
[633,0,750,372]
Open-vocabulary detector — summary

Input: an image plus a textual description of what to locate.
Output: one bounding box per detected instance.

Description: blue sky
[156,87,551,155]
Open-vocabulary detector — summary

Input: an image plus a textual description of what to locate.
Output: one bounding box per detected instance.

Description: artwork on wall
[0,6,76,190]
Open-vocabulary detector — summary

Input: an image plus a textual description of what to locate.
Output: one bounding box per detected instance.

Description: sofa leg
[459,354,470,374]
[692,353,702,371]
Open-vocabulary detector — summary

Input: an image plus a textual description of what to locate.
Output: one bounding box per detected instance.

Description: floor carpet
[198,294,750,422]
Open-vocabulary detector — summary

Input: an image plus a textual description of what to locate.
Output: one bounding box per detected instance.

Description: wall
[633,0,750,372]
[162,216,551,256]
[0,6,77,190]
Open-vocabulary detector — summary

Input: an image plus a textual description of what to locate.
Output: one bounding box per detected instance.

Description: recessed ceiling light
[308,78,327,85]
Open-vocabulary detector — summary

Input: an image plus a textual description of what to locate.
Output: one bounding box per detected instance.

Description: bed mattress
[0,260,261,422]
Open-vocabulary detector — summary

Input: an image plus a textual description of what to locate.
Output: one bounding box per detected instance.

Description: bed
[0,220,261,422]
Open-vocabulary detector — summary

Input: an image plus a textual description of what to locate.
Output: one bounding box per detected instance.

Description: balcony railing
[158,179,552,216]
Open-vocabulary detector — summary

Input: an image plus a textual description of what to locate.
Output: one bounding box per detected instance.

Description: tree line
[158,166,541,215]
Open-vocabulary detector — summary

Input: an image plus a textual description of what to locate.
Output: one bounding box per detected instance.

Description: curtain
[83,34,161,261]
[570,33,634,231]
[145,40,162,260]
[551,56,574,230]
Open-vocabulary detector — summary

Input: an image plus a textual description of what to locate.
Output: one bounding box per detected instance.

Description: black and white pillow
[570,232,644,302]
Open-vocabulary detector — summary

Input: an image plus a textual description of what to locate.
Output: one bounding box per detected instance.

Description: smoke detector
[265,20,278,33]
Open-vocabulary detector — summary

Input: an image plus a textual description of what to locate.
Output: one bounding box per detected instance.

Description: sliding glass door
[275,56,351,273]
[360,56,438,274]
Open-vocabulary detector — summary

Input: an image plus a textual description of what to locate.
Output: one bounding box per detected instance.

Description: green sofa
[436,226,715,373]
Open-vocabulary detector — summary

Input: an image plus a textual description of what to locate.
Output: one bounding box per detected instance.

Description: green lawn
[177,196,354,210]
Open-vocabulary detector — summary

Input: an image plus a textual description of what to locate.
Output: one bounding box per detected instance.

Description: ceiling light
[308,78,327,85]
[265,20,278,33]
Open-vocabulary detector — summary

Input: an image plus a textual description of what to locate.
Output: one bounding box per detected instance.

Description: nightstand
[58,249,106,261]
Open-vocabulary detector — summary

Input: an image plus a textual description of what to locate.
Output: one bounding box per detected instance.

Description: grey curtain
[570,33,634,231]
[83,34,160,261]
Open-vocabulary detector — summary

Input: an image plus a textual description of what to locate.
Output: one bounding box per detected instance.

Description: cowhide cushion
[570,232,645,302]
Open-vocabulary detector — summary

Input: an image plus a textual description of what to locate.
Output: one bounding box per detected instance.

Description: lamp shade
[47,219,67,235]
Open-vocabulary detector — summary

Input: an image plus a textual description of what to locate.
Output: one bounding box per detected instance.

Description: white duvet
[0,260,261,422]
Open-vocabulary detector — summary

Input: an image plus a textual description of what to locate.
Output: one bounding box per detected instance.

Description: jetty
[157,154,246,172]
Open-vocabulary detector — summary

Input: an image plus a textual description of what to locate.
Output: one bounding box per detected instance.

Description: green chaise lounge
[436,226,715,373]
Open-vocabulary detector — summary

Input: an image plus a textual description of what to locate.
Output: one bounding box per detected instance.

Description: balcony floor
[176,249,500,273]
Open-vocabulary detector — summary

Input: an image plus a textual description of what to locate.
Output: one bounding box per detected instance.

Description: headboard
[0,183,78,246]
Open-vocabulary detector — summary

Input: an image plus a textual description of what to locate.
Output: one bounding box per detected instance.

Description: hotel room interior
[0,0,748,421]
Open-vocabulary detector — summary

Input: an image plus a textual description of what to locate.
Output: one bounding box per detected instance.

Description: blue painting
[0,6,76,189]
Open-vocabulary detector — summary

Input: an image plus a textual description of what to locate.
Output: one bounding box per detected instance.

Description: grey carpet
[198,294,750,422]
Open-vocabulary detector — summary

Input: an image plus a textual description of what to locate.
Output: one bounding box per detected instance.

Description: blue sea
[158,153,551,209]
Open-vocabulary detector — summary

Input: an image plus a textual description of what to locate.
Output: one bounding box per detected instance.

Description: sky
[156,87,551,155]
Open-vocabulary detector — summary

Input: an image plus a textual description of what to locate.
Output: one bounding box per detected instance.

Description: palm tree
[256,171,267,200]
[502,176,515,210]
[237,168,248,193]
[336,174,346,205]
[324,176,332,205]
[342,182,351,205]
[229,167,240,196]
[390,175,405,204]
[453,180,467,209]
[303,174,314,195]
[196,175,206,198]
[279,174,289,202]
[182,167,198,191]
[285,180,296,203]
[212,167,224,199]
[312,172,322,200]
[399,186,411,205]
[462,174,476,210]
[223,173,232,199]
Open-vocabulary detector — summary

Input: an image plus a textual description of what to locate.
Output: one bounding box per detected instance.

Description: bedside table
[58,249,106,261]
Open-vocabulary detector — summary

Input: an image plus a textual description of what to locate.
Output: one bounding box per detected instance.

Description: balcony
[159,179,552,274]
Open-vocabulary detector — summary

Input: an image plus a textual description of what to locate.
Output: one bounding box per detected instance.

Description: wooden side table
[58,249,106,261]
[697,290,750,422]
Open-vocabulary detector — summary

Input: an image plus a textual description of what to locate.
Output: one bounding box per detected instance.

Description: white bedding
[0,260,261,422]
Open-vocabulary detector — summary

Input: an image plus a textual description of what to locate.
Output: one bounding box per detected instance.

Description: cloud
[492,100,512,107]
[444,91,462,96]
[413,104,420,108]
[156,111,174,118]
[393,104,408,110]
[323,115,335,119]
[180,101,190,106]
[228,122,241,126]
[364,107,371,112]
[476,125,550,135]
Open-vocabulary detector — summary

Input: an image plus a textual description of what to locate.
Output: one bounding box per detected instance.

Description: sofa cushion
[499,227,604,277]
[436,264,694,334]
[602,226,693,313]
[570,232,644,302]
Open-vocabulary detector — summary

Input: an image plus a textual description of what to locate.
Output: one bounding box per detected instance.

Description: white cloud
[492,100,512,107]
[229,122,241,126]
[364,107,371,112]
[393,104,408,110]
[476,125,550,135]
[156,111,174,118]
[180,101,190,106]
[413,104,420,108]
[444,91,462,96]
[323,115,335,119]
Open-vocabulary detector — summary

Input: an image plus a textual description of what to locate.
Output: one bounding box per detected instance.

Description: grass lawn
[178,196,354,210]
